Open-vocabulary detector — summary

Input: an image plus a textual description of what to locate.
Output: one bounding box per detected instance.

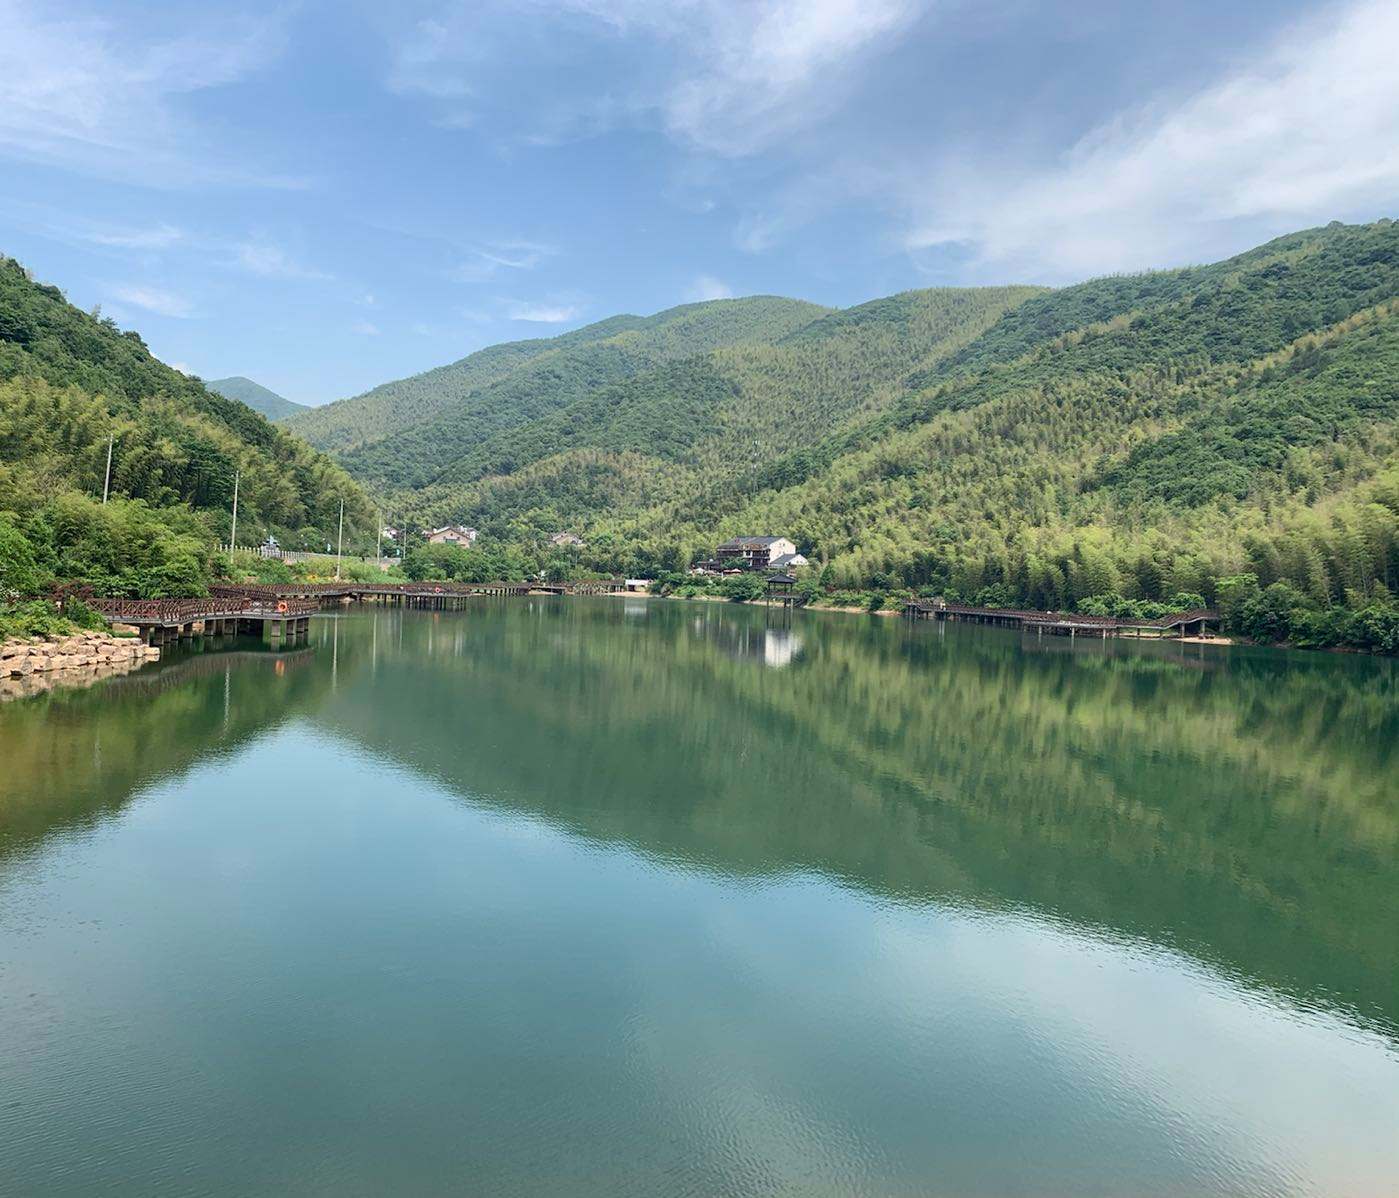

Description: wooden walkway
[89,579,625,646]
[209,579,623,606]
[903,601,1220,639]
[91,595,320,647]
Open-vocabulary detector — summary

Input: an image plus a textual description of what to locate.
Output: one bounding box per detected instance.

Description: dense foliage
[289,296,832,488]
[0,255,375,596]
[427,220,1395,652]
[315,220,1399,650]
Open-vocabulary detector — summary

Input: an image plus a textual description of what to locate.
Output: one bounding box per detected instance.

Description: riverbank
[2,631,159,702]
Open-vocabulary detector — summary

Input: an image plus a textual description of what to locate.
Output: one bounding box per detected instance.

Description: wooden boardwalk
[91,595,320,647]
[903,601,1220,639]
[89,579,626,647]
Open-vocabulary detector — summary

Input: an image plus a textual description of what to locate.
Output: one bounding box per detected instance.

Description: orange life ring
[276,600,288,613]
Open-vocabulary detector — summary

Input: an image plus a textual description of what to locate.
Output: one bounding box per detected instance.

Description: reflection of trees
[313,602,1399,1034]
[3,601,1394,1034]
[0,647,328,858]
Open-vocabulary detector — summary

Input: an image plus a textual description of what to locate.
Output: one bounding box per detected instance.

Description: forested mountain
[318,220,1398,646]
[0,255,371,595]
[285,296,831,484]
[206,375,306,421]
[412,286,1040,516]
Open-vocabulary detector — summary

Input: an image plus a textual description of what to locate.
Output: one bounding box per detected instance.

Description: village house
[715,536,804,571]
[550,532,584,547]
[425,525,478,547]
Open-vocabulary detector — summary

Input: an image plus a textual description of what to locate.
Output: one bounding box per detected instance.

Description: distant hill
[206,376,306,421]
[283,296,832,480]
[0,255,372,595]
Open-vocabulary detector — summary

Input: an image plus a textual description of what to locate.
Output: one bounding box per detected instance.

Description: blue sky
[2,0,1396,404]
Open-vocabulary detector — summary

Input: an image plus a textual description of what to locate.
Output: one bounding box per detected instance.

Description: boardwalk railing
[91,595,320,626]
[904,601,1220,638]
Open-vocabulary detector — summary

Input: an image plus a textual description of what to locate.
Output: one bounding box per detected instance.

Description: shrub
[0,514,47,598]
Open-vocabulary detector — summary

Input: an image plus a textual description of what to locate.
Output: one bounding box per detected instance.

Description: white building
[715,536,800,570]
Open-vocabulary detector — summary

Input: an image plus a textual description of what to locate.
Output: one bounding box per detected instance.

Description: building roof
[769,552,807,568]
[717,536,786,549]
[767,573,798,585]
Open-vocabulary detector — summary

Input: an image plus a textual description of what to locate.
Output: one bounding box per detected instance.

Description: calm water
[2,599,1396,1197]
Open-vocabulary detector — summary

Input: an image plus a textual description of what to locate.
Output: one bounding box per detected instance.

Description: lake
[1,598,1396,1196]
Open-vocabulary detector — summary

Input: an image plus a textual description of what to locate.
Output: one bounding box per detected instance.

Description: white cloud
[390,0,929,156]
[110,285,194,318]
[234,240,330,280]
[656,0,926,156]
[353,320,382,336]
[503,299,581,323]
[685,274,734,302]
[903,0,1399,279]
[0,1,290,185]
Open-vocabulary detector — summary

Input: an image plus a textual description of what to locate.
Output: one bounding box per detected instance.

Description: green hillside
[293,296,831,488]
[588,220,1396,649]
[311,220,1399,649]
[413,285,1042,530]
[0,255,371,597]
[206,375,306,421]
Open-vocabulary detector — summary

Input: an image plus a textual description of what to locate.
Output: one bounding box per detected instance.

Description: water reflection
[1,599,1395,1195]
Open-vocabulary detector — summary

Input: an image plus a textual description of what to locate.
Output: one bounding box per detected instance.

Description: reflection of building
[716,536,798,570]
[426,525,478,547]
[762,627,801,669]
[693,615,804,669]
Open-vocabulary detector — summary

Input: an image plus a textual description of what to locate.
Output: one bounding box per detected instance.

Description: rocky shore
[2,630,160,702]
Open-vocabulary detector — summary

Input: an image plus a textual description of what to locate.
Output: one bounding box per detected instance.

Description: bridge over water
[903,601,1220,639]
[92,580,626,647]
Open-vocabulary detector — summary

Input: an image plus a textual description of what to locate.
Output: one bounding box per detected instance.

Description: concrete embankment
[2,630,160,701]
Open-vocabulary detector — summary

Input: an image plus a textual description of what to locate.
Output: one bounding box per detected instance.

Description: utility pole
[101,433,114,504]
[229,469,240,550]
[376,509,382,564]
[335,497,345,580]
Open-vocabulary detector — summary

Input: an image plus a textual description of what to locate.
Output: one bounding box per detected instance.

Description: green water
[1,599,1396,1196]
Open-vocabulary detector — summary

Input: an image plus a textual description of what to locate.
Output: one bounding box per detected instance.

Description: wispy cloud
[0,0,292,185]
[656,0,927,156]
[389,1,929,156]
[110,284,194,318]
[902,0,1399,279]
[352,319,382,336]
[502,299,581,323]
[685,274,734,302]
[82,222,186,250]
[234,239,331,280]
[452,239,557,282]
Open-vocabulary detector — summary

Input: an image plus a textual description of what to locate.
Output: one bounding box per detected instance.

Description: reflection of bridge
[904,601,1220,639]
